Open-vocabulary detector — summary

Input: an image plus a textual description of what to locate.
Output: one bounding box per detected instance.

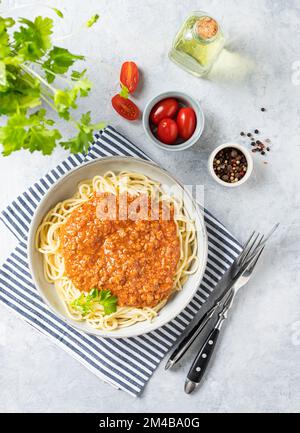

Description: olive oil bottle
[169,11,225,77]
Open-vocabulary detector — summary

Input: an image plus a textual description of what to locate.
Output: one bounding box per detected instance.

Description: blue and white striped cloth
[0,126,242,396]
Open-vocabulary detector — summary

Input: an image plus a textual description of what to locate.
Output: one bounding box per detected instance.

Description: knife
[165,249,257,371]
[184,245,266,394]
[184,290,235,394]
[165,224,279,371]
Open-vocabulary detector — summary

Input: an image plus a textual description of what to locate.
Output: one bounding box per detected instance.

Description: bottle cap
[195,16,219,40]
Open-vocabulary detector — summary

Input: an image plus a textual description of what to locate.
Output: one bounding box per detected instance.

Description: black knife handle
[166,303,219,368]
[187,328,220,384]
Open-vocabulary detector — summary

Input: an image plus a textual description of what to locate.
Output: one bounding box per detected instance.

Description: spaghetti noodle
[36,171,198,331]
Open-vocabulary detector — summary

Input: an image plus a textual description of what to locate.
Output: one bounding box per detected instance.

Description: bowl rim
[142,90,205,152]
[28,156,208,338]
[208,142,254,188]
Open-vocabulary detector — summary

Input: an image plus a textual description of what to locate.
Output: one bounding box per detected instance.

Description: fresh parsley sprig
[71,288,118,317]
[0,11,105,156]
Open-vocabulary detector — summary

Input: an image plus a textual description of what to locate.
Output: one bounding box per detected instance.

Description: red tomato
[112,94,140,121]
[176,107,197,141]
[120,61,139,94]
[150,98,179,125]
[157,118,178,144]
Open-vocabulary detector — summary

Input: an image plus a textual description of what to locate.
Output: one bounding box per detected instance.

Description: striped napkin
[0,126,242,396]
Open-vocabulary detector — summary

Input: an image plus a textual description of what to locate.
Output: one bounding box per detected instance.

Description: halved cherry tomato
[150,98,179,126]
[112,94,140,121]
[120,61,139,94]
[176,107,197,141]
[157,118,178,144]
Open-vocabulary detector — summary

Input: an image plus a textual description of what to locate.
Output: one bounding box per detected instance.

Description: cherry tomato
[112,94,140,121]
[176,107,197,141]
[157,118,178,145]
[150,98,179,126]
[120,61,139,94]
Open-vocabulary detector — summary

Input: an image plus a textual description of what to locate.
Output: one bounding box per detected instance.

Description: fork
[165,224,279,371]
[184,239,266,394]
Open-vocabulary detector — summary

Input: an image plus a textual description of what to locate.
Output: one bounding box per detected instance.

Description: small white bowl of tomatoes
[143,91,205,151]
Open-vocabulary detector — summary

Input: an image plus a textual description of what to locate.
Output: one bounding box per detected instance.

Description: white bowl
[28,157,208,338]
[142,91,205,151]
[208,143,254,187]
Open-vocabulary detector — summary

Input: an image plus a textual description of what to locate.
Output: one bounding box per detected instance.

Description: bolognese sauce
[59,192,180,308]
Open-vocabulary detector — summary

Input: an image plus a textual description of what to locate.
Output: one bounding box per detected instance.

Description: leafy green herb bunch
[0,9,103,156]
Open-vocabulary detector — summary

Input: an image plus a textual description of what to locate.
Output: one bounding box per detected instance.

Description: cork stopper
[195,16,219,40]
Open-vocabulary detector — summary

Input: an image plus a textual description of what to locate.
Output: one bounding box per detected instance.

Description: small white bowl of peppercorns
[208,143,253,187]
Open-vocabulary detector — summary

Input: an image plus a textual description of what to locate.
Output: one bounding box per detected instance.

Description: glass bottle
[169,11,225,77]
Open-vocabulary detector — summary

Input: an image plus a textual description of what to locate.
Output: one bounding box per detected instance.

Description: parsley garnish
[71,289,118,317]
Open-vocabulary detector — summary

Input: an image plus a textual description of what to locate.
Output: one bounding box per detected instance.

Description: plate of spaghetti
[28,157,207,338]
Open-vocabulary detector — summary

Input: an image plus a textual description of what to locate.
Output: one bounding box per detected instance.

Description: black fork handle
[165,303,219,369]
[186,327,220,385]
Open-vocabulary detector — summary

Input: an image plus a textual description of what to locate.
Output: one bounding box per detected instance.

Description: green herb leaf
[26,126,61,154]
[73,77,92,97]
[53,78,92,116]
[85,14,100,28]
[14,16,53,61]
[51,8,64,18]
[0,60,7,87]
[71,69,87,81]
[70,289,118,316]
[81,111,91,124]
[100,290,118,315]
[67,111,94,151]
[61,128,92,153]
[70,294,91,316]
[0,113,28,155]
[54,88,77,117]
[42,46,84,83]
[89,288,99,298]
[3,18,15,28]
[0,110,61,156]
[0,17,14,58]
[0,86,41,115]
[61,111,105,153]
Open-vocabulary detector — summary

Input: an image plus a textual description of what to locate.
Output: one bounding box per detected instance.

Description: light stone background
[0,0,299,413]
